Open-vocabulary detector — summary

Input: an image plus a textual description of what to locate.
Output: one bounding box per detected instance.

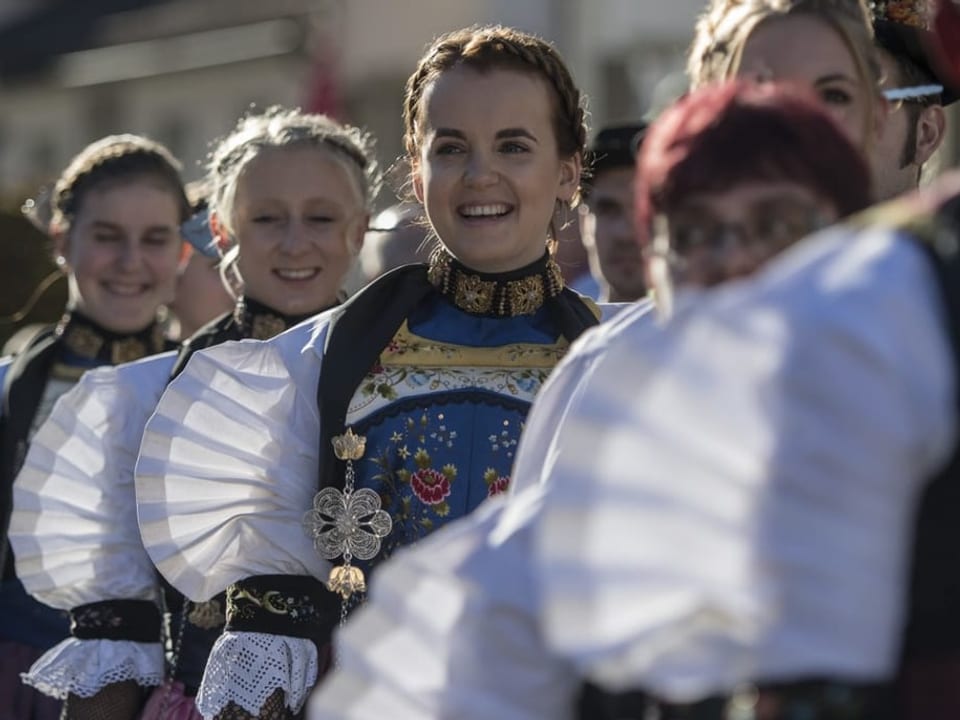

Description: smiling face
[737,14,875,147]
[228,145,366,315]
[412,66,580,274]
[60,178,183,333]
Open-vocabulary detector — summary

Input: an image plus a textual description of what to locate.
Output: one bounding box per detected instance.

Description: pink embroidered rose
[487,475,510,497]
[411,468,452,505]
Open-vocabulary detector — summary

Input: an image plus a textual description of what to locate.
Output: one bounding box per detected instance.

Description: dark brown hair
[52,134,190,232]
[403,25,587,169]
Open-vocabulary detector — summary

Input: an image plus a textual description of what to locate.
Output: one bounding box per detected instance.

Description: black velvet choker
[57,312,166,365]
[426,251,564,317]
[233,297,316,340]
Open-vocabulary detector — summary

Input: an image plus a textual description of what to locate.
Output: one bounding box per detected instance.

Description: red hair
[635,80,872,248]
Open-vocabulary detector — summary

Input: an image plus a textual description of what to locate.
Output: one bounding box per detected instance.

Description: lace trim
[195,632,319,717]
[21,638,164,700]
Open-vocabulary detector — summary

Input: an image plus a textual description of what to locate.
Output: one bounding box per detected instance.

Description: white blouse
[310,226,956,718]
[9,351,177,698]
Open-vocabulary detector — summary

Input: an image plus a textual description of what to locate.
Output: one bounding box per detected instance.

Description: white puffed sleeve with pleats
[10,352,176,698]
[136,312,337,717]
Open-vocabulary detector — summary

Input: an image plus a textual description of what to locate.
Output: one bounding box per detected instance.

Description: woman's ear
[350,214,369,255]
[914,104,947,166]
[557,154,582,205]
[50,224,70,273]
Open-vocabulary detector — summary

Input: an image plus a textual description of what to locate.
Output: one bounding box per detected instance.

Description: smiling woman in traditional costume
[0,135,189,720]
[133,25,608,720]
[9,108,378,720]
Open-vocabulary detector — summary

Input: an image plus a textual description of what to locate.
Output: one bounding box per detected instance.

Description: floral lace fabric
[195,632,318,717]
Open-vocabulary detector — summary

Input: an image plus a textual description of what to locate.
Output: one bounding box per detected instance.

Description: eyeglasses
[653,195,829,276]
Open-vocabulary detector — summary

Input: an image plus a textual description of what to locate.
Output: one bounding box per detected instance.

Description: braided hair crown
[52,134,190,231]
[688,0,879,87]
[402,25,588,165]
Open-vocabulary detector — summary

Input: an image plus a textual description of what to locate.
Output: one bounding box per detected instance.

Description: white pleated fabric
[509,300,655,496]
[537,227,956,699]
[10,352,176,697]
[136,313,336,716]
[310,489,576,720]
[308,228,956,717]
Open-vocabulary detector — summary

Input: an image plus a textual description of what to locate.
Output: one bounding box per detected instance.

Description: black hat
[872,1,959,105]
[586,123,647,177]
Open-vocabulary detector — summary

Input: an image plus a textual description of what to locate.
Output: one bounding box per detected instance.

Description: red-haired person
[307,79,879,720]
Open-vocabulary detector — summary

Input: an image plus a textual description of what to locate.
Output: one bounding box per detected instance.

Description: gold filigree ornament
[187,599,225,630]
[303,428,391,621]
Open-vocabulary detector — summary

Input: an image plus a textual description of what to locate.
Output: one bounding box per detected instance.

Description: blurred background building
[0,0,713,209]
[1,0,958,207]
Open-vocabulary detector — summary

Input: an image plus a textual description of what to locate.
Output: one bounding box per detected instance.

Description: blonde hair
[688,0,883,142]
[208,106,381,239]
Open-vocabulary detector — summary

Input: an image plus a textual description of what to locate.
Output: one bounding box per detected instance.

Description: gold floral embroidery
[250,313,287,340]
[111,338,148,364]
[377,321,568,369]
[453,273,496,314]
[871,0,929,28]
[62,325,103,359]
[187,599,225,630]
[507,275,545,316]
[427,250,566,316]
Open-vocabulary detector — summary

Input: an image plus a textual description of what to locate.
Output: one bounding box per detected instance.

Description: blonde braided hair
[688,0,882,146]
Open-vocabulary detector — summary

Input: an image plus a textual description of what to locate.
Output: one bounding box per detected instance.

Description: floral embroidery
[410,459,455,510]
[187,599,225,630]
[484,467,510,497]
[427,250,564,316]
[507,275,545,316]
[454,273,497,314]
[871,0,929,28]
[226,584,326,626]
[71,604,124,632]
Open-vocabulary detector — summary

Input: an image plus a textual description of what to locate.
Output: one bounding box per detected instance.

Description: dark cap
[586,123,647,178]
[872,0,958,105]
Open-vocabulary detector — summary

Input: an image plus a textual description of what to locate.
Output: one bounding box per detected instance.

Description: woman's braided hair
[402,25,588,171]
[208,106,382,238]
[51,134,190,232]
[689,0,881,89]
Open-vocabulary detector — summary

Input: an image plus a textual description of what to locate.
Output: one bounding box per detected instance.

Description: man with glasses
[872,0,957,200]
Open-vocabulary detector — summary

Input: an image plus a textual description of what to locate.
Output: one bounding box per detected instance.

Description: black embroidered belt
[225,574,341,648]
[578,678,894,720]
[70,599,162,642]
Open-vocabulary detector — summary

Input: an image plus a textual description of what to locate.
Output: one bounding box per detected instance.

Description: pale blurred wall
[3,0,953,210]
[0,0,705,206]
